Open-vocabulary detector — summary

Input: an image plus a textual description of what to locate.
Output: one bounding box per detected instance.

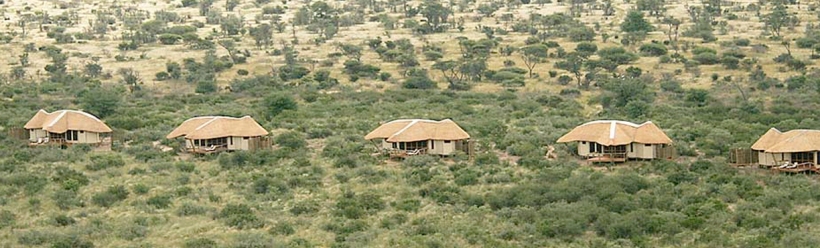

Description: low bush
[219,204,264,229]
[86,153,125,171]
[91,185,129,207]
[184,238,218,248]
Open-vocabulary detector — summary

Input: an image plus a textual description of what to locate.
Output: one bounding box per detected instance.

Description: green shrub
[175,161,196,173]
[0,210,14,229]
[147,194,173,209]
[403,155,438,167]
[91,185,129,207]
[230,232,278,247]
[290,200,320,215]
[51,166,89,191]
[219,204,264,229]
[392,198,421,212]
[639,43,668,56]
[87,153,125,171]
[53,215,75,227]
[269,221,296,236]
[184,238,217,248]
[51,234,94,248]
[195,80,218,94]
[454,169,480,186]
[177,202,209,216]
[52,189,82,210]
[693,52,720,65]
[17,230,56,246]
[275,131,307,150]
[264,93,298,118]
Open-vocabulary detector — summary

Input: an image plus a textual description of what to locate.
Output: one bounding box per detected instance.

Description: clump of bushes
[86,153,125,171]
[91,185,129,207]
[218,204,264,229]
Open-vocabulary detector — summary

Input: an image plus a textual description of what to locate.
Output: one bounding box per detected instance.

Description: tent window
[230,138,234,145]
[791,152,813,163]
[399,142,405,150]
[581,141,586,144]
[589,143,595,153]
[444,140,451,143]
[645,144,651,147]
[630,144,634,152]
[392,142,397,149]
[66,130,79,141]
[194,140,200,146]
[603,145,627,154]
[431,141,434,149]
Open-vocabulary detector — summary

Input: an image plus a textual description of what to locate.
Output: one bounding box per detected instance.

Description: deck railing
[389,148,428,158]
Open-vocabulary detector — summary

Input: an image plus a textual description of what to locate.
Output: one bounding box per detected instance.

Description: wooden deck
[29,138,67,147]
[586,152,628,163]
[770,162,818,174]
[186,145,229,155]
[389,148,428,159]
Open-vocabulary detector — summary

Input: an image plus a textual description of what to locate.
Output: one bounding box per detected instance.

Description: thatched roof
[556,120,672,146]
[166,116,268,140]
[364,119,470,142]
[24,109,112,133]
[752,128,820,153]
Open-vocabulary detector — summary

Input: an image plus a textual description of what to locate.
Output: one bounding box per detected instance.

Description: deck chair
[204,145,217,151]
[406,149,421,156]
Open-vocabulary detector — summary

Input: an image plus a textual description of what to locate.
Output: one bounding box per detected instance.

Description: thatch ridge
[556,120,672,146]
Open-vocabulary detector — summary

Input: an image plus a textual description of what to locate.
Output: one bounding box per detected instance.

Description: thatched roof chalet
[166,116,268,140]
[556,120,672,146]
[364,119,470,142]
[752,128,820,153]
[24,109,112,133]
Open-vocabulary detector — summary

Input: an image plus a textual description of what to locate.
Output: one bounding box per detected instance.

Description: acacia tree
[621,10,654,33]
[555,52,586,87]
[764,3,799,38]
[338,43,363,61]
[249,23,273,49]
[419,0,452,33]
[637,0,665,17]
[519,44,548,78]
[433,60,469,90]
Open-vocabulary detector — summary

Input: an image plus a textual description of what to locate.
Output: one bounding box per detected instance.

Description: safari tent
[166,116,270,154]
[556,120,675,162]
[365,119,472,157]
[24,109,112,146]
[752,128,820,167]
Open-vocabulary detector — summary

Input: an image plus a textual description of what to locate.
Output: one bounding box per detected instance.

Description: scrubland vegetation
[2,0,820,247]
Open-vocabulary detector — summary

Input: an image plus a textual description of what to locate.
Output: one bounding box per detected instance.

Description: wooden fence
[729,148,758,166]
[249,136,272,151]
[7,127,28,140]
[655,145,678,160]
